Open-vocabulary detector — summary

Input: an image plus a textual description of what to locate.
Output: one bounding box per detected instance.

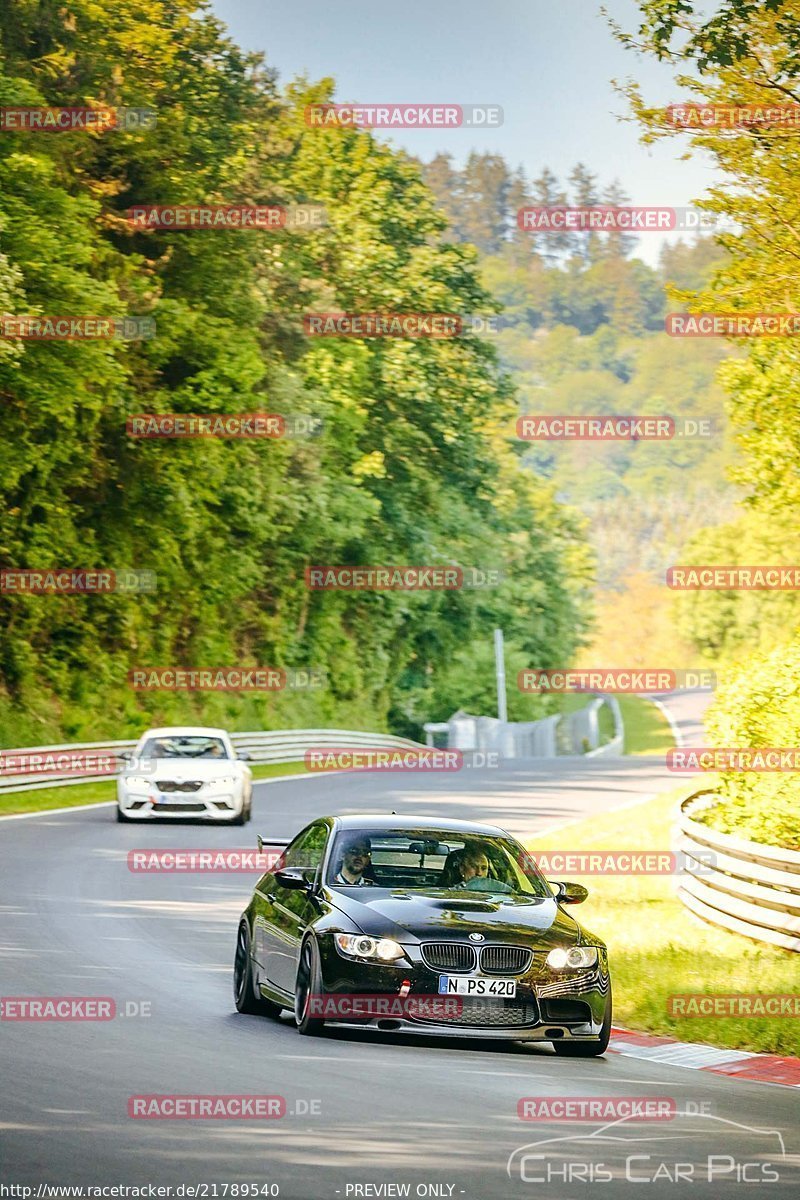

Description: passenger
[334,835,373,886]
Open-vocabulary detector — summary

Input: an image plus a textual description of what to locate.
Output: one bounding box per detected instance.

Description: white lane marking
[570,1075,683,1085]
[0,800,117,821]
[0,770,321,822]
[443,1070,558,1078]
[650,697,683,747]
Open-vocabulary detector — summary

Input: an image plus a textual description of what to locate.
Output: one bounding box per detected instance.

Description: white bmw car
[116,726,253,824]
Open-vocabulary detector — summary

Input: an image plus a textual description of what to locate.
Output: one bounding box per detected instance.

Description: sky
[211,0,719,266]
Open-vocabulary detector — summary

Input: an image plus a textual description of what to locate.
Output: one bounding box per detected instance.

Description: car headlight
[123,777,153,792]
[207,776,237,789]
[546,946,598,970]
[334,934,404,962]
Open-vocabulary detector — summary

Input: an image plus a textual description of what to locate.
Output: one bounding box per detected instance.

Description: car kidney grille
[421,943,477,973]
[412,997,539,1028]
[480,945,532,975]
[156,780,203,793]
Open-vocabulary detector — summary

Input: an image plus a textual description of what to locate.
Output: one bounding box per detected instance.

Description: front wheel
[116,806,129,823]
[234,921,282,1017]
[552,995,612,1057]
[295,938,326,1036]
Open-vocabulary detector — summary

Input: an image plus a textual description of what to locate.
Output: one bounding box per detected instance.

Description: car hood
[124,760,241,781]
[328,888,584,948]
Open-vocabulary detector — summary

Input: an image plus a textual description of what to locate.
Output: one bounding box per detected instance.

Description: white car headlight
[334,934,404,962]
[123,777,154,792]
[206,776,237,789]
[546,946,598,970]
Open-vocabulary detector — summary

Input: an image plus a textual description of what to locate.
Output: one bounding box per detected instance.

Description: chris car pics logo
[507,1112,787,1185]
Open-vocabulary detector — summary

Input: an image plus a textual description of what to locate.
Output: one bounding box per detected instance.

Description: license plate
[438,976,516,997]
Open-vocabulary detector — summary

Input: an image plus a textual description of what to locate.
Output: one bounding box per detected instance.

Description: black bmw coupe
[234,814,612,1054]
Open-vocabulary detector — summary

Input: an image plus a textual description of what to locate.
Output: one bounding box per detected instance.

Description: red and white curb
[609,1026,800,1087]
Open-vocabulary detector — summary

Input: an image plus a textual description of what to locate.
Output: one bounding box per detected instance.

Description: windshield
[327,828,552,897]
[139,735,230,760]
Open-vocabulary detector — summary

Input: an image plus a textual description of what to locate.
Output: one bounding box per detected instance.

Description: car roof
[332,813,507,836]
[138,726,231,739]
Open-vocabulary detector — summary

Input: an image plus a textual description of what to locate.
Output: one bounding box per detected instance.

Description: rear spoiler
[257,836,291,854]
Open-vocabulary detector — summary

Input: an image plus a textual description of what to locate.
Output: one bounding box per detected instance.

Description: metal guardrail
[0,729,427,795]
[424,694,623,758]
[675,789,800,952]
[560,695,623,758]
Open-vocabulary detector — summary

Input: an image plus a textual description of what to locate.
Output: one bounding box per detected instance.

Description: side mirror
[119,751,132,763]
[275,867,313,892]
[237,751,251,761]
[551,881,589,904]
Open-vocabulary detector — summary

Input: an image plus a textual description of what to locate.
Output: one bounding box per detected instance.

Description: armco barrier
[0,729,427,796]
[424,694,623,758]
[560,695,623,758]
[675,789,800,952]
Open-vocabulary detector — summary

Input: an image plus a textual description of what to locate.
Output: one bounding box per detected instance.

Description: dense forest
[0,0,597,743]
[417,151,737,662]
[3,0,798,802]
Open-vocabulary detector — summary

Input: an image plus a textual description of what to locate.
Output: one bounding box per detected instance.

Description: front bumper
[118,793,242,820]
[316,938,610,1041]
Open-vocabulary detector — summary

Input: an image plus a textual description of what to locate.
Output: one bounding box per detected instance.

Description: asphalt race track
[1,691,797,1198]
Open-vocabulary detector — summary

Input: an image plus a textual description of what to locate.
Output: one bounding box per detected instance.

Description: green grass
[597,700,616,745]
[0,761,308,817]
[552,693,595,717]
[617,694,675,755]
[526,785,799,1056]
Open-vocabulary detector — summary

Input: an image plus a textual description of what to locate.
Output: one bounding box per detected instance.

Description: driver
[334,835,373,886]
[457,846,490,885]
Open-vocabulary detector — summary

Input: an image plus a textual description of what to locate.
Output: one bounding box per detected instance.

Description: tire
[116,806,129,823]
[552,994,612,1057]
[294,938,326,1036]
[231,806,246,826]
[234,920,282,1017]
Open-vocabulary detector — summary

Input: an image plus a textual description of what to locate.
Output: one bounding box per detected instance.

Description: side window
[282,822,328,871]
